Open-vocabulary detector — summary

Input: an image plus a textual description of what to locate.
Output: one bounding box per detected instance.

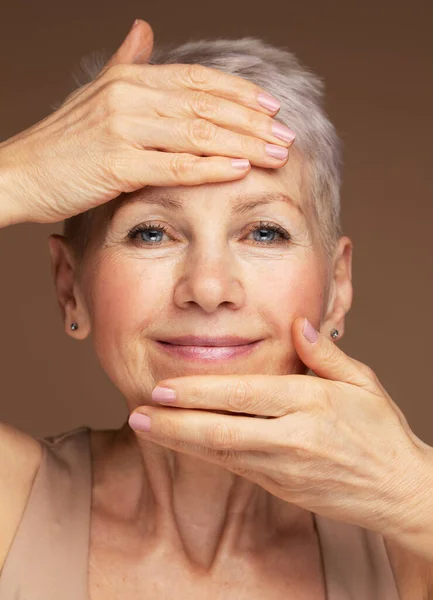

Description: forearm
[384,445,433,562]
[0,140,32,228]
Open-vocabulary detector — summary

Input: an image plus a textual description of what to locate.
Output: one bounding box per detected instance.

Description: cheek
[255,259,325,331]
[88,258,162,349]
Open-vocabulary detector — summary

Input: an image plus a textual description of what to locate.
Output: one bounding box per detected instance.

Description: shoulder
[0,422,43,571]
[384,536,432,600]
[0,421,43,493]
[0,423,91,573]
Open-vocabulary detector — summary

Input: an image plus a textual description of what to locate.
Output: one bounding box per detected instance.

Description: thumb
[293,317,376,391]
[103,19,154,71]
[57,20,154,111]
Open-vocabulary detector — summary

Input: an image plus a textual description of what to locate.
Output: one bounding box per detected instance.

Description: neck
[92,422,315,571]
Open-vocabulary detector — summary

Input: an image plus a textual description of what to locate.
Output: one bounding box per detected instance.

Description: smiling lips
[157,335,260,346]
[155,338,263,361]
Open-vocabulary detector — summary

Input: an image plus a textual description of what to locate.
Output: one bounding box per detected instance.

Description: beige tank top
[0,426,401,599]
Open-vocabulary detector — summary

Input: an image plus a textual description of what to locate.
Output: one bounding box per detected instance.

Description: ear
[320,236,353,340]
[47,234,91,340]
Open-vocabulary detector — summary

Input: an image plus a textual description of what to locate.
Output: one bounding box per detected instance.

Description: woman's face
[75,151,338,409]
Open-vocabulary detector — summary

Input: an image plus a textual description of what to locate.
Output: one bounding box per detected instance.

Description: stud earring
[330,329,339,339]
[70,322,79,331]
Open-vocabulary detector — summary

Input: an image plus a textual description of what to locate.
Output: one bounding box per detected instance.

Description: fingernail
[272,122,296,143]
[303,318,319,344]
[258,93,281,112]
[232,159,250,169]
[128,412,152,431]
[265,144,289,160]
[152,386,176,403]
[132,19,141,28]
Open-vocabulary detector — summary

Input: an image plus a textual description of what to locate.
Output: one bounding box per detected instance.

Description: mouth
[155,339,263,362]
[157,335,260,346]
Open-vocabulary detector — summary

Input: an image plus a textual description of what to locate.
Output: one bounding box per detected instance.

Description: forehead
[107,148,308,221]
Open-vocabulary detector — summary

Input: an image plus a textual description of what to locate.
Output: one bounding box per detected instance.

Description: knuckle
[206,422,239,451]
[285,467,308,491]
[188,118,216,145]
[314,383,333,412]
[353,359,376,382]
[245,109,264,132]
[168,153,201,183]
[272,460,296,487]
[184,63,212,88]
[238,130,258,157]
[190,91,219,117]
[226,379,254,413]
[101,79,129,115]
[104,63,132,82]
[103,113,128,140]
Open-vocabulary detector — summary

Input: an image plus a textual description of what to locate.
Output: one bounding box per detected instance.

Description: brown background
[0,0,432,443]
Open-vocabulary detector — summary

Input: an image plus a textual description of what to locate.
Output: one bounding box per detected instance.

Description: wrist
[0,140,33,227]
[383,445,433,562]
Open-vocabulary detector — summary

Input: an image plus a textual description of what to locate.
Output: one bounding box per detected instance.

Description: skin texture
[48,149,354,573]
[1,18,429,597]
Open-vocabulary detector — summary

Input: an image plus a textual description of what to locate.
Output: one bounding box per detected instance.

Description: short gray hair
[63,36,343,263]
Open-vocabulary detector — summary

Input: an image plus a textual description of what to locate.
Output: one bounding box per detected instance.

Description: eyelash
[127,221,291,247]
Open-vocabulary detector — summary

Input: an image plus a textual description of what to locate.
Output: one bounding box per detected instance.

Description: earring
[330,329,339,339]
[70,322,79,331]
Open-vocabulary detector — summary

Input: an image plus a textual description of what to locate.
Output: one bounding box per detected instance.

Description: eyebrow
[109,191,304,221]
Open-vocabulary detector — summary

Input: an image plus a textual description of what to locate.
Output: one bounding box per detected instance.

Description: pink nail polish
[129,412,152,431]
[258,93,281,112]
[272,122,296,143]
[265,144,289,160]
[303,318,318,343]
[152,387,176,402]
[232,159,250,169]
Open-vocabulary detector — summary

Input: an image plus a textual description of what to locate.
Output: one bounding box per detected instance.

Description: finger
[148,374,308,416]
[122,115,290,169]
[60,20,153,110]
[294,317,379,393]
[128,407,305,493]
[128,405,276,452]
[129,413,274,485]
[133,62,282,116]
[123,86,295,149]
[102,19,154,74]
[112,149,252,191]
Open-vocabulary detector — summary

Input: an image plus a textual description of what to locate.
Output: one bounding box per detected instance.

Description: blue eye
[128,223,167,246]
[128,222,169,244]
[127,221,291,246]
[247,221,291,244]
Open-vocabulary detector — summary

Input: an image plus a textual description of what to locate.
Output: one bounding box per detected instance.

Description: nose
[173,246,246,313]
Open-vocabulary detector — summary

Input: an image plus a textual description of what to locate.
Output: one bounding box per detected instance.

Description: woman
[0,18,432,599]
